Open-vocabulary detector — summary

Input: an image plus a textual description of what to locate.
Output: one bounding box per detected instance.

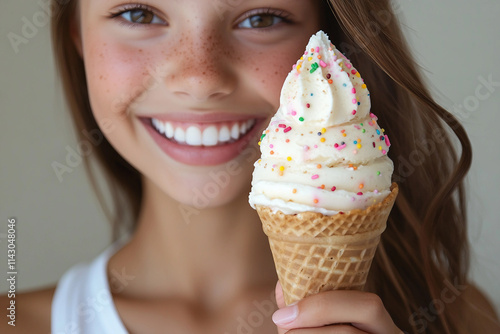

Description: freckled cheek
[243,51,298,110]
[84,44,154,119]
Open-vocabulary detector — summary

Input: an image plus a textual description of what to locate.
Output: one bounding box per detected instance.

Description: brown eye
[116,7,165,25]
[239,14,284,29]
[130,10,155,24]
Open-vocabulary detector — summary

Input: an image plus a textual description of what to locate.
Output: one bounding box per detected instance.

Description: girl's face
[76,0,322,208]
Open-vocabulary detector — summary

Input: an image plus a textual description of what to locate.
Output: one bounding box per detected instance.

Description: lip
[140,115,266,166]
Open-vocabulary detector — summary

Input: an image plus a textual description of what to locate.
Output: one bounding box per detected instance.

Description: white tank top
[51,241,129,334]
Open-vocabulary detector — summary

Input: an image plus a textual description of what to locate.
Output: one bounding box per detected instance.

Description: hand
[273,281,403,333]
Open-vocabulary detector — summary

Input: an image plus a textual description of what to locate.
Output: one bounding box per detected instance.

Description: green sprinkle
[260,133,266,140]
[310,62,319,73]
[377,171,381,176]
[362,129,366,133]
[299,117,305,122]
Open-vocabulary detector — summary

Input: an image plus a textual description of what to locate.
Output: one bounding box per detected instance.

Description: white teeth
[165,122,174,138]
[240,122,247,134]
[185,126,202,146]
[231,123,240,140]
[219,126,230,142]
[174,127,186,143]
[202,126,218,146]
[151,118,256,146]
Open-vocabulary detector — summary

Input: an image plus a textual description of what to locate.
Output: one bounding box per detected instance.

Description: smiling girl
[3,0,499,333]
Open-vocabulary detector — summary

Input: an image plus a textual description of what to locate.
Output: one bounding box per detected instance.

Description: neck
[109,177,276,309]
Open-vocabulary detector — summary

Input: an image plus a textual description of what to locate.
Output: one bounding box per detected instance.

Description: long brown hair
[51,0,493,332]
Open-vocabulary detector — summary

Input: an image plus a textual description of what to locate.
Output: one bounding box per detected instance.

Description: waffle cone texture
[256,183,399,305]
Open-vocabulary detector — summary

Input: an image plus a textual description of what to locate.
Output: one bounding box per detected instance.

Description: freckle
[255,68,259,71]
[138,49,143,53]
[274,71,278,75]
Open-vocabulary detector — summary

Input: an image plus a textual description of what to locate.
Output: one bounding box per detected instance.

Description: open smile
[141,116,264,166]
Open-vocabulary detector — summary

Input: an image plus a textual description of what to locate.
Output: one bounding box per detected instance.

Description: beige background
[1,0,499,315]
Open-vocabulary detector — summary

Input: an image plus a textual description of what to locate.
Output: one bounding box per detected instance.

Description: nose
[164,30,237,102]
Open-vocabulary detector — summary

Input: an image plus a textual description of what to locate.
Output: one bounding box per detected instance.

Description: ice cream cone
[256,183,398,305]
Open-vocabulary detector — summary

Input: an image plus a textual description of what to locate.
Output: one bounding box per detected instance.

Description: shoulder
[461,283,500,332]
[0,286,55,334]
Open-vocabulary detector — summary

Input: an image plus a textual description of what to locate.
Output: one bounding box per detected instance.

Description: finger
[272,290,400,334]
[275,280,286,309]
[281,324,369,334]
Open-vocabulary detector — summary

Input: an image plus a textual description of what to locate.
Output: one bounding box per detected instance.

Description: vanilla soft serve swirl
[249,31,394,215]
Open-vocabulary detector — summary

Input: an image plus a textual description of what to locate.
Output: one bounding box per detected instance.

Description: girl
[4,0,499,333]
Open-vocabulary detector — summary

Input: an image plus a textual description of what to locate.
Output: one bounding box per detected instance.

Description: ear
[70,3,83,57]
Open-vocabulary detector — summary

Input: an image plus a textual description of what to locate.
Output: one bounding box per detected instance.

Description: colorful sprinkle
[320,138,326,143]
[279,166,285,171]
[306,103,311,108]
[377,171,381,176]
[331,186,336,191]
[328,79,333,84]
[279,124,286,128]
[319,60,327,68]
[287,156,292,161]
[385,135,391,147]
[291,111,297,116]
[310,62,319,73]
[317,164,322,169]
[299,117,305,122]
[357,144,362,149]
[293,189,297,194]
[284,126,292,133]
[357,192,363,196]
[313,199,319,204]
[270,151,274,155]
[359,183,364,189]
[312,174,319,180]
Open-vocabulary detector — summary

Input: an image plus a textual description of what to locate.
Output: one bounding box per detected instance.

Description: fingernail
[272,303,298,325]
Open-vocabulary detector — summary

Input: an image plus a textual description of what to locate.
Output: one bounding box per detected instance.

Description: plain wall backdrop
[1,0,499,316]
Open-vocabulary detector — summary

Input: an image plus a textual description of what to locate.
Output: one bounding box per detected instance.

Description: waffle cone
[256,183,398,305]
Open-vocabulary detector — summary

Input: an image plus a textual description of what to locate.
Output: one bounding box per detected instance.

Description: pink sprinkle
[304,145,309,151]
[334,143,339,148]
[304,51,308,55]
[269,144,274,148]
[374,189,379,194]
[346,63,352,69]
[312,174,319,180]
[352,99,357,104]
[352,88,356,94]
[384,135,391,147]
[352,110,357,115]
[357,192,363,196]
[314,145,318,148]
[292,64,296,70]
[382,150,387,155]
[284,126,292,133]
[370,113,376,118]
[306,103,311,108]
[319,60,327,68]
[354,125,361,130]
[331,186,336,191]
[291,111,297,116]
[278,124,286,128]
[315,46,320,53]
[336,144,346,151]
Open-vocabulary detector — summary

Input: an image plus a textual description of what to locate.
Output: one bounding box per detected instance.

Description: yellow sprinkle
[300,56,304,60]
[356,72,361,77]
[258,141,261,146]
[321,128,326,134]
[320,138,326,143]
[279,166,285,171]
[379,146,382,150]
[342,133,347,137]
[381,128,385,133]
[362,84,367,89]
[287,157,292,161]
[308,57,313,61]
[357,144,362,149]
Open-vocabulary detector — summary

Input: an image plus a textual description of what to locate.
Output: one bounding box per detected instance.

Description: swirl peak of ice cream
[249,31,394,215]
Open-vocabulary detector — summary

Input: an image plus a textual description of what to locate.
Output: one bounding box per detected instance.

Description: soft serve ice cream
[249,31,393,215]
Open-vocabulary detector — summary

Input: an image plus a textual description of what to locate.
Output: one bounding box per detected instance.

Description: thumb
[275,281,286,309]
